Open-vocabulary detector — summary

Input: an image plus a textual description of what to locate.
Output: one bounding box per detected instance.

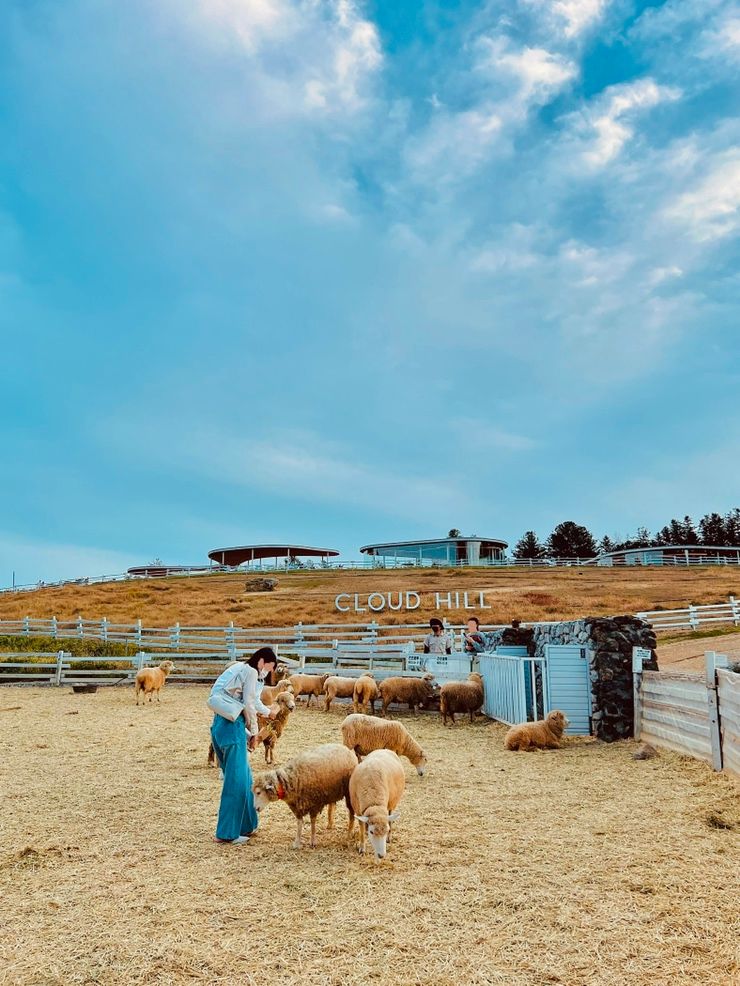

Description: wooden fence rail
[633,649,739,779]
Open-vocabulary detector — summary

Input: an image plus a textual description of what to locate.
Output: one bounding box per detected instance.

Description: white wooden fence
[635,597,740,630]
[633,649,739,779]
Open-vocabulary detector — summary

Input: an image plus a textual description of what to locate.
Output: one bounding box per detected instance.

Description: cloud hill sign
[335,590,493,613]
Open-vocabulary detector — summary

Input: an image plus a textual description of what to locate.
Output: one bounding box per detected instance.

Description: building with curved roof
[592,545,740,567]
[127,564,211,578]
[360,536,508,566]
[207,544,339,567]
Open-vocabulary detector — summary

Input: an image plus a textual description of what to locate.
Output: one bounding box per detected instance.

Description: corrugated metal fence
[634,649,739,780]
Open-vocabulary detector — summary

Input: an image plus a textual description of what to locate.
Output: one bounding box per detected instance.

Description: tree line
[510,508,740,559]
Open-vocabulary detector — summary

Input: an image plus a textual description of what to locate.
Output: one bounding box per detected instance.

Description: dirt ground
[658,631,740,674]
[0,686,738,986]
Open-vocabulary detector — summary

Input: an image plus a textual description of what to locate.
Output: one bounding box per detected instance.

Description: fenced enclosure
[633,649,739,779]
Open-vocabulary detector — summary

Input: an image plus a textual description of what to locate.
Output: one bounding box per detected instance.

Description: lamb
[439,672,485,725]
[348,749,405,860]
[353,673,379,714]
[323,675,357,711]
[254,690,296,764]
[288,673,331,707]
[340,713,427,776]
[378,673,437,715]
[134,661,174,704]
[252,743,358,849]
[260,678,294,705]
[504,710,569,751]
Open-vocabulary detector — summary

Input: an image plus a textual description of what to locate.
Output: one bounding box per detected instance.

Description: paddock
[0,686,738,986]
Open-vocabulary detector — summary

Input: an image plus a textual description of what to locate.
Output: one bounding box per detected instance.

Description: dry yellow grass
[0,566,738,629]
[1,685,738,985]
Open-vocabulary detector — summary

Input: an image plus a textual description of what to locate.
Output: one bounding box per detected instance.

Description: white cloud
[304,1,382,112]
[664,150,740,241]
[450,418,537,451]
[478,40,577,105]
[572,78,682,167]
[524,0,610,40]
[403,107,503,185]
[196,0,292,51]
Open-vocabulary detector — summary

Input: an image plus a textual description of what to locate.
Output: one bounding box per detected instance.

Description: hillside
[0,566,737,629]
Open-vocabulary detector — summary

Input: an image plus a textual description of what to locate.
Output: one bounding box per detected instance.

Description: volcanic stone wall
[484,617,658,741]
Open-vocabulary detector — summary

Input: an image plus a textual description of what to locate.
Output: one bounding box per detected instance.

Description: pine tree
[599,535,616,554]
[668,518,685,544]
[634,527,652,547]
[513,531,546,559]
[681,515,698,544]
[699,512,727,546]
[546,521,598,559]
[725,509,740,547]
[447,528,462,538]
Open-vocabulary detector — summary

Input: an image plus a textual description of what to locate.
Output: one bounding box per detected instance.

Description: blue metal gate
[544,644,592,735]
[479,648,547,725]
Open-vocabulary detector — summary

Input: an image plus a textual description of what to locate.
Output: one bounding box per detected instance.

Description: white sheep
[340,713,427,776]
[348,749,405,860]
[252,743,358,849]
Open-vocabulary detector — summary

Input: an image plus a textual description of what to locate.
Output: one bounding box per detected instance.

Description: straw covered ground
[1,686,738,986]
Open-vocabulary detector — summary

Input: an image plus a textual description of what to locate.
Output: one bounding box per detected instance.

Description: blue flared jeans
[210,714,259,841]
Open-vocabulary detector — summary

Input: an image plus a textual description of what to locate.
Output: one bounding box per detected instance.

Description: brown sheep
[349,749,405,860]
[341,713,427,776]
[134,661,174,705]
[288,673,331,707]
[504,710,569,751]
[378,674,437,715]
[323,675,357,711]
[353,674,379,714]
[439,672,484,725]
[252,743,358,848]
[255,690,296,764]
[260,679,294,705]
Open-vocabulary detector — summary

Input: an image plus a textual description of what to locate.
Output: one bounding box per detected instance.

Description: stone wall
[483,617,658,741]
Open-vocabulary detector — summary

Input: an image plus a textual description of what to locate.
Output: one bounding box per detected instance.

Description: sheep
[323,675,357,711]
[252,743,358,849]
[260,678,294,705]
[504,710,569,751]
[340,713,427,776]
[288,673,331,707]
[439,672,485,726]
[348,749,405,860]
[353,673,379,714]
[254,690,296,764]
[134,661,174,705]
[378,673,437,715]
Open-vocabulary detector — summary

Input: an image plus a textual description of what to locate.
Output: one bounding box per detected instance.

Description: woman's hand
[247,735,258,752]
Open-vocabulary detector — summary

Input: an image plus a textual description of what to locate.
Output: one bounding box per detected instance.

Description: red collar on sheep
[276,782,286,800]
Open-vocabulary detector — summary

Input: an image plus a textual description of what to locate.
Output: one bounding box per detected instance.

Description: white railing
[635,597,740,630]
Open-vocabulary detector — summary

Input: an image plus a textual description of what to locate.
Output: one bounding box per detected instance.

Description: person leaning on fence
[423,618,452,655]
[463,616,489,655]
[207,647,279,845]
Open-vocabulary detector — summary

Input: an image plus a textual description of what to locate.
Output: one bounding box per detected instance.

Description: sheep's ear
[388,810,401,822]
[356,814,369,824]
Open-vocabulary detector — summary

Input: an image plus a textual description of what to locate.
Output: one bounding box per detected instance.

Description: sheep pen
[0,686,738,986]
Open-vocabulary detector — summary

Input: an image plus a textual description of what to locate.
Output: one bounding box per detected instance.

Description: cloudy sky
[1,0,739,583]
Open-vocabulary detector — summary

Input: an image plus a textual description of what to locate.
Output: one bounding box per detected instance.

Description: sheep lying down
[252,743,357,849]
[349,749,406,861]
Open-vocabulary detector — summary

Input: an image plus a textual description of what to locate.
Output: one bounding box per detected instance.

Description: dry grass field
[0,566,738,629]
[1,685,738,986]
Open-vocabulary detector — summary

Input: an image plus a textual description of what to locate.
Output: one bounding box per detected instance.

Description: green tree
[513,531,546,559]
[546,521,597,559]
[599,535,616,554]
[699,512,727,546]
[681,515,698,544]
[447,528,462,538]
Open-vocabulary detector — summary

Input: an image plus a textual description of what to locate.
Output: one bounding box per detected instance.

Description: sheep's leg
[327,802,335,830]
[293,817,303,850]
[345,796,355,843]
[310,815,318,848]
[449,710,456,725]
[358,821,366,855]
[469,710,474,723]
[324,695,332,712]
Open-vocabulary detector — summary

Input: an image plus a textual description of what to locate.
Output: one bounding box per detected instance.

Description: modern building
[127,564,209,577]
[359,536,508,566]
[593,545,740,567]
[207,544,339,567]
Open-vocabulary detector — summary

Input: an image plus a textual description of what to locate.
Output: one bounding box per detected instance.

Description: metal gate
[479,648,548,726]
[544,644,592,735]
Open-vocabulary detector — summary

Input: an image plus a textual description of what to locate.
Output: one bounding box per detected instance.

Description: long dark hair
[246,647,278,670]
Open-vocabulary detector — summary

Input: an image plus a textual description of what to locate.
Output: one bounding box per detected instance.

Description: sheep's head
[468,672,483,684]
[159,661,175,675]
[415,751,428,777]
[252,771,284,809]
[277,691,296,712]
[276,680,294,695]
[547,710,569,735]
[356,806,401,860]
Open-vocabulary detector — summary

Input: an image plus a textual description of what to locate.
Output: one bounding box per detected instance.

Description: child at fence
[207,647,279,845]
[423,618,453,655]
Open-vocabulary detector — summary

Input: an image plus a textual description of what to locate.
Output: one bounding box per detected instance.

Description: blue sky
[1,0,739,584]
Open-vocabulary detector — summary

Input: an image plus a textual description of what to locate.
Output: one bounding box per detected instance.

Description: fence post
[705,651,729,772]
[136,651,146,672]
[51,615,58,639]
[54,650,65,686]
[23,615,29,636]
[368,621,378,649]
[227,621,236,659]
[77,614,84,639]
[136,618,143,648]
[295,622,304,648]
[688,604,699,630]
[730,595,740,627]
[171,622,181,649]
[632,647,650,739]
[101,617,108,643]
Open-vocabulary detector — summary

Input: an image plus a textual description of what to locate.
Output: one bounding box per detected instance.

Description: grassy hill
[0,566,737,628]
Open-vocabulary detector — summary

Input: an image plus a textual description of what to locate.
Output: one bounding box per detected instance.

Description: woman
[209,646,279,845]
